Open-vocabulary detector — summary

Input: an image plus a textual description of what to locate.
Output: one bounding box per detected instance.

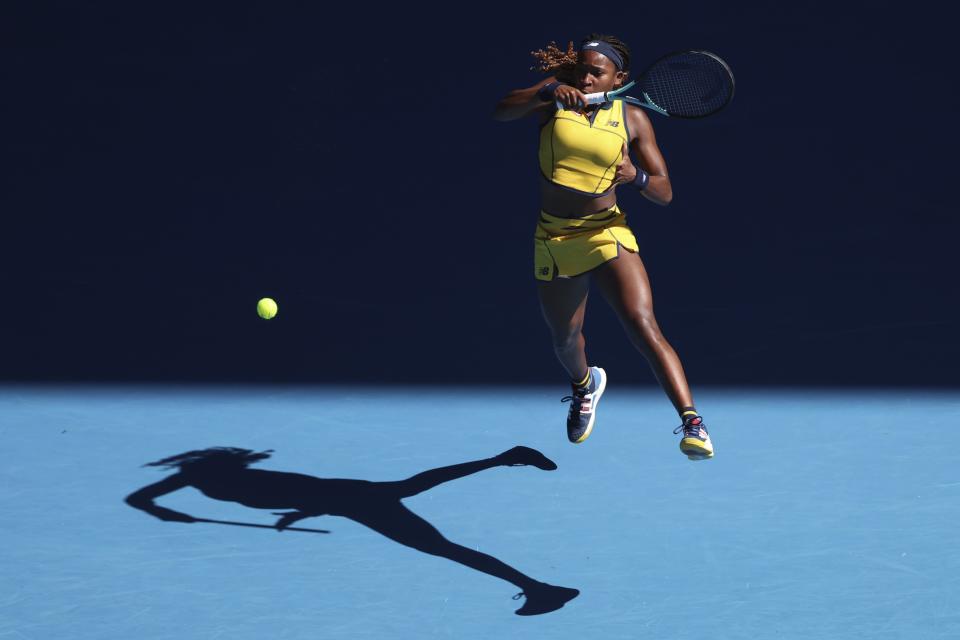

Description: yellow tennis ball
[257,297,278,320]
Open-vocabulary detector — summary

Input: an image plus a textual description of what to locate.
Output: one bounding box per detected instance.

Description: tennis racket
[557,50,735,119]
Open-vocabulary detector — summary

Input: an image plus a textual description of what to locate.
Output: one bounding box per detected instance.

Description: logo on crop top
[608,121,620,127]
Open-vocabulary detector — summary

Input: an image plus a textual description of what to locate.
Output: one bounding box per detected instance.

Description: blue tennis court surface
[3,385,958,639]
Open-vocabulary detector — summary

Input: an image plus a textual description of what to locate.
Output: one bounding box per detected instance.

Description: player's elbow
[650,185,672,206]
[656,178,673,205]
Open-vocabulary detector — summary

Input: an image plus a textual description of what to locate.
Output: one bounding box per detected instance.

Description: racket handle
[581,91,607,105]
[556,91,608,111]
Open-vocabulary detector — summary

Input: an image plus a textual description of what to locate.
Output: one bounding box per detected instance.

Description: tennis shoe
[673,414,714,460]
[561,366,607,444]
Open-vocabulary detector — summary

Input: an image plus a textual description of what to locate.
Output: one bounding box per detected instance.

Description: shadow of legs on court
[124,445,579,616]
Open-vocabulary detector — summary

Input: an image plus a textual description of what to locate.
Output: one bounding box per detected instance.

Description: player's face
[575,51,627,94]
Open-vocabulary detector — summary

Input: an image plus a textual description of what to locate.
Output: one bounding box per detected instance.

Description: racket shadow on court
[124,445,579,616]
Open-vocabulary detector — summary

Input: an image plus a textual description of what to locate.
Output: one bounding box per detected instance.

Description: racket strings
[641,52,733,118]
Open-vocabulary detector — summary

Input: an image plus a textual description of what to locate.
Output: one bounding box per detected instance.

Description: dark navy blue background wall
[3,1,957,385]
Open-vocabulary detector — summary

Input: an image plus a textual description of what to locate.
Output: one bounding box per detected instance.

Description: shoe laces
[560,384,588,411]
[673,415,705,437]
[561,376,592,400]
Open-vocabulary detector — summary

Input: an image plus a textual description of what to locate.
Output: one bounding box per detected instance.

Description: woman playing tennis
[493,34,713,460]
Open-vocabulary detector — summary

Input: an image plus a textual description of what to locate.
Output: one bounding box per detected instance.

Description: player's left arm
[613,104,673,206]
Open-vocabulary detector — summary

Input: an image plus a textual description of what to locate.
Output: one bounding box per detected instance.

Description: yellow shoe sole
[680,437,714,460]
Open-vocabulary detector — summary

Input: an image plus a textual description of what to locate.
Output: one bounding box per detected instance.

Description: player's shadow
[124,446,578,616]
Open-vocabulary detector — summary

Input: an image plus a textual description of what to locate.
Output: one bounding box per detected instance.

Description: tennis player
[493,35,713,460]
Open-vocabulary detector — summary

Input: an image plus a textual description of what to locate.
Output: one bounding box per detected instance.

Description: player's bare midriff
[539,175,618,218]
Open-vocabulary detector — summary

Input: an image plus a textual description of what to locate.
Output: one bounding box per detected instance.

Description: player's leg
[537,274,591,381]
[350,503,578,615]
[593,250,713,459]
[593,250,690,408]
[537,275,607,443]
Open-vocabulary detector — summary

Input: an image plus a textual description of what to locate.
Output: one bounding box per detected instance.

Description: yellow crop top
[538,99,630,196]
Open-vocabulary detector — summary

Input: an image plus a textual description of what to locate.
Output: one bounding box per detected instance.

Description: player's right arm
[125,473,197,523]
[493,77,588,121]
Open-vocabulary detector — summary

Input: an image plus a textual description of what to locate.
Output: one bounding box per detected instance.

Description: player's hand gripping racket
[557,50,735,118]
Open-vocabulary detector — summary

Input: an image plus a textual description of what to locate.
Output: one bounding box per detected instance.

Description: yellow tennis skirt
[534,204,639,281]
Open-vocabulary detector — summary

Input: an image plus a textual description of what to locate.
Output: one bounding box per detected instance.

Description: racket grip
[556,91,608,111]
[581,91,607,105]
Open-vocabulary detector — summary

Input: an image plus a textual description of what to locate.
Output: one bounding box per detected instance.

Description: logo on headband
[586,42,599,47]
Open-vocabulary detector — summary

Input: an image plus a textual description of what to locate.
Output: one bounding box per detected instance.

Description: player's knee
[627,312,663,345]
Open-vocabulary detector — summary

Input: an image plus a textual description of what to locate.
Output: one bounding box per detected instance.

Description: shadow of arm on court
[125,473,198,523]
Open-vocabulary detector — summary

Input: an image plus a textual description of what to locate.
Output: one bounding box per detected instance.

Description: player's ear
[615,70,629,88]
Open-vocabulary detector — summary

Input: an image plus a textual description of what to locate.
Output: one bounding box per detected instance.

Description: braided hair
[530,34,631,83]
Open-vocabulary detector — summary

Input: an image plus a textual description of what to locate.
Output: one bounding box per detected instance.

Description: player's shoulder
[623,102,652,125]
[623,102,654,136]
